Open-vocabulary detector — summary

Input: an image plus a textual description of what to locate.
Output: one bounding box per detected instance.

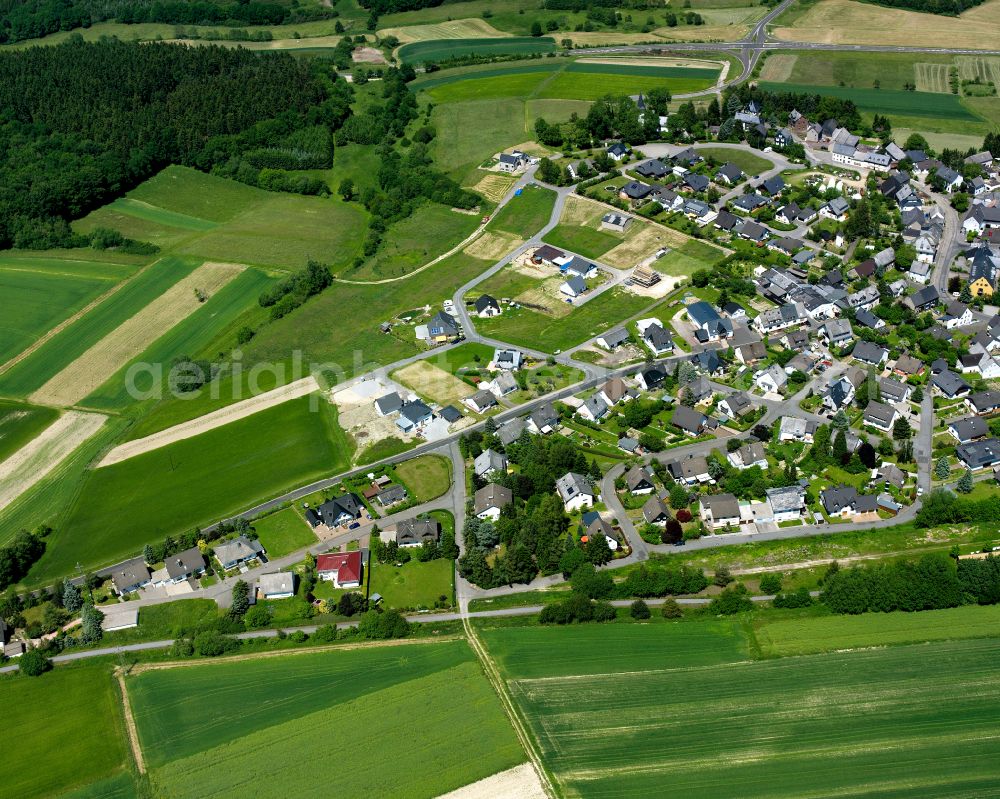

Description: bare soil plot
[759,53,797,82]
[774,0,1000,48]
[516,276,574,317]
[435,763,547,799]
[393,360,475,407]
[0,411,106,510]
[463,230,524,261]
[381,18,510,44]
[332,380,409,456]
[352,46,386,64]
[30,262,244,407]
[471,173,518,203]
[601,225,670,269]
[98,376,320,467]
[915,62,951,94]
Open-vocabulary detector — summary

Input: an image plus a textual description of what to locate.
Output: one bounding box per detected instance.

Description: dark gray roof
[110,557,150,594]
[671,405,707,434]
[396,517,440,546]
[957,438,1000,469]
[165,546,205,581]
[950,416,988,442]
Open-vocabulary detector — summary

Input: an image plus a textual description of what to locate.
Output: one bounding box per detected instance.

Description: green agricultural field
[0,665,129,799]
[479,287,651,351]
[81,267,277,411]
[59,772,137,799]
[371,557,455,609]
[31,395,352,581]
[543,224,623,259]
[399,36,555,64]
[129,640,475,766]
[0,256,200,399]
[0,256,135,365]
[756,602,1000,657]
[537,70,716,101]
[694,146,773,175]
[480,618,748,679]
[394,453,452,501]
[486,623,1000,798]
[566,61,718,80]
[490,184,557,238]
[760,81,978,120]
[130,639,523,798]
[251,506,316,558]
[105,198,217,232]
[0,401,59,463]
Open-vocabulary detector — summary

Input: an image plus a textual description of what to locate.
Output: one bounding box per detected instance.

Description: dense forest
[0,38,350,248]
[0,0,339,44]
[861,0,985,15]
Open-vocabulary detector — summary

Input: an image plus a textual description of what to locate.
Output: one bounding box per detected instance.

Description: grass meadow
[479,286,652,351]
[0,256,135,365]
[0,665,129,799]
[129,639,523,798]
[483,621,1000,798]
[0,256,200,399]
[393,453,452,501]
[694,146,773,175]
[0,401,59,463]
[543,223,624,259]
[251,506,317,558]
[490,184,557,239]
[31,395,353,580]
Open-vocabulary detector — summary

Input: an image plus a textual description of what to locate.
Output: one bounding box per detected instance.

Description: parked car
[349,522,361,529]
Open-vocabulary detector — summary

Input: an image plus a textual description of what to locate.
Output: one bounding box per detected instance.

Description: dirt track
[0,410,106,510]
[98,375,320,467]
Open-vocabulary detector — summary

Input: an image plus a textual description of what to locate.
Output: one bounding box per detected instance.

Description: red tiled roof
[317,551,362,583]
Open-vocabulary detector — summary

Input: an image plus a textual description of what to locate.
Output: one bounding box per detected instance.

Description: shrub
[676,508,692,523]
[661,598,684,618]
[630,599,651,619]
[194,631,240,657]
[18,648,51,677]
[709,584,753,615]
[759,573,783,595]
[713,565,734,587]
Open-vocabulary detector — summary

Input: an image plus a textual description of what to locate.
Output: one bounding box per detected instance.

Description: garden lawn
[0,256,200,399]
[102,599,220,646]
[694,146,773,175]
[490,184,557,239]
[425,342,495,376]
[371,557,455,609]
[0,401,59,463]
[479,287,650,351]
[755,603,1000,657]
[0,665,129,799]
[393,453,452,501]
[252,507,316,558]
[0,256,133,365]
[31,396,352,581]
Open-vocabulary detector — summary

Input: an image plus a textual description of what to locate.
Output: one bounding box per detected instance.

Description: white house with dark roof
[556,472,596,512]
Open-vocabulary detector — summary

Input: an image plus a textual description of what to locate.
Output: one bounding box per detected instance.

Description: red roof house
[316,551,363,589]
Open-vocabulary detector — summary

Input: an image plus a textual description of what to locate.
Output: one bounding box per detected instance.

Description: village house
[214,536,265,570]
[317,551,363,588]
[474,483,513,521]
[700,493,741,530]
[556,472,596,512]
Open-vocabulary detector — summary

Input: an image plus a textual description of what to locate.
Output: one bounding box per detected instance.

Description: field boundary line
[463,617,559,799]
[0,260,156,378]
[127,634,463,674]
[116,669,146,774]
[97,375,321,467]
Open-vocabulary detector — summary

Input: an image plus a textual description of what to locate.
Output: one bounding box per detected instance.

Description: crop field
[774,0,1000,49]
[756,603,1000,657]
[490,184,557,239]
[957,56,1000,85]
[422,70,557,104]
[31,395,352,580]
[250,506,316,558]
[398,36,555,64]
[129,640,523,798]
[914,62,951,94]
[484,622,1000,798]
[478,286,651,351]
[759,81,977,120]
[536,70,716,101]
[82,267,276,411]
[32,262,244,408]
[470,172,518,202]
[565,61,718,81]
[0,401,58,463]
[774,50,955,92]
[393,453,452,501]
[0,257,200,399]
[0,256,134,366]
[0,665,129,799]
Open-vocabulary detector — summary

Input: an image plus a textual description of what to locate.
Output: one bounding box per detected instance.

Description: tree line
[0,0,340,45]
[863,0,985,15]
[0,38,340,249]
